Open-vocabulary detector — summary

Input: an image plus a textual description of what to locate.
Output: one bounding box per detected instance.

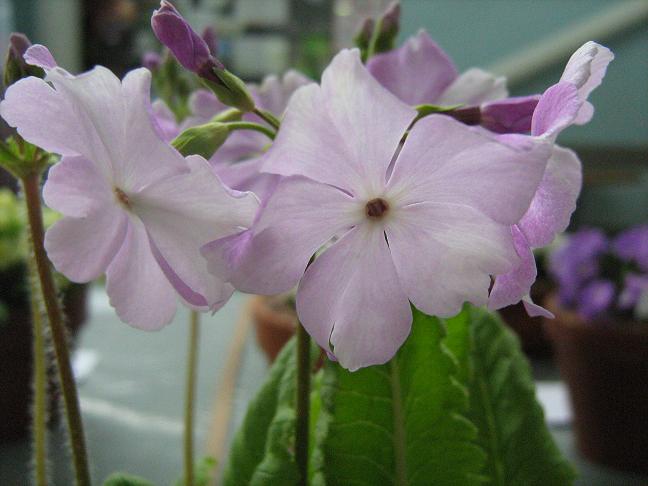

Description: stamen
[365,198,389,219]
[114,187,131,209]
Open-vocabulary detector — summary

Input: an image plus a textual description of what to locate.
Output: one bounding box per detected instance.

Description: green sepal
[0,136,51,179]
[202,68,255,113]
[171,122,230,159]
[212,108,243,123]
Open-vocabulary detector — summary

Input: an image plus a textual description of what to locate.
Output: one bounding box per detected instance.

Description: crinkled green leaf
[464,307,576,486]
[102,472,155,486]
[317,307,486,486]
[224,337,319,485]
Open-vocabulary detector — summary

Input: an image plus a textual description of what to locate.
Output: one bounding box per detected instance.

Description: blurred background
[0,0,646,484]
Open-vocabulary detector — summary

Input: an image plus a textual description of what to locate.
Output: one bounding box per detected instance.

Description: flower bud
[353,18,374,62]
[373,1,401,55]
[171,121,230,159]
[141,51,162,71]
[201,26,218,57]
[151,1,255,112]
[3,33,44,88]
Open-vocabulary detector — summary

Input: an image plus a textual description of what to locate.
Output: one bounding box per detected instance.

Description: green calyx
[0,136,52,180]
[201,68,255,113]
[172,122,230,159]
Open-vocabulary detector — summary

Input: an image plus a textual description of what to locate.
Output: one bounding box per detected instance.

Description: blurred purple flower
[549,228,608,305]
[577,279,615,320]
[201,26,218,56]
[612,225,648,271]
[141,51,162,71]
[619,273,648,310]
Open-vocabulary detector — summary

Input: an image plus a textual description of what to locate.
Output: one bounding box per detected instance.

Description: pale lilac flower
[186,70,311,199]
[203,49,549,370]
[577,279,615,320]
[0,46,258,330]
[366,30,538,133]
[141,51,162,71]
[488,42,612,315]
[612,225,648,271]
[151,99,180,141]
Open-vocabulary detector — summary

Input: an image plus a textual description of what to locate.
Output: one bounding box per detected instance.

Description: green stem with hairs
[252,107,281,131]
[27,231,48,486]
[227,121,276,140]
[21,172,91,486]
[184,310,200,486]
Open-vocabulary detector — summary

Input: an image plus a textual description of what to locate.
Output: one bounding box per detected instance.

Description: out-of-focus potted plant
[251,292,297,363]
[544,226,648,473]
[0,188,88,440]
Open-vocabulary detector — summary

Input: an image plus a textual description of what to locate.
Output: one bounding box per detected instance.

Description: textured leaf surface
[465,307,576,486]
[102,473,155,486]
[317,307,485,485]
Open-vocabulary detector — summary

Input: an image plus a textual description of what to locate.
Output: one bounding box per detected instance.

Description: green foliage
[174,456,218,486]
[171,122,230,159]
[102,472,155,486]
[227,306,574,486]
[224,337,321,485]
[460,307,576,486]
[315,307,485,485]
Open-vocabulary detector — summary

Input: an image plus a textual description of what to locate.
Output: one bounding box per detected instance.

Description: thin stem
[295,322,311,486]
[21,172,91,486]
[252,107,280,131]
[184,310,200,486]
[27,235,48,486]
[226,121,275,140]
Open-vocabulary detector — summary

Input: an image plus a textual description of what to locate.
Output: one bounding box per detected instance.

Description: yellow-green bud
[171,122,230,159]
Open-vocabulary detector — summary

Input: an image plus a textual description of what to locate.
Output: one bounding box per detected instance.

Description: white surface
[537,381,572,426]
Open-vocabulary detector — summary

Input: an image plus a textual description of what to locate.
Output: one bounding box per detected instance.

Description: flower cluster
[0,1,613,370]
[549,227,648,322]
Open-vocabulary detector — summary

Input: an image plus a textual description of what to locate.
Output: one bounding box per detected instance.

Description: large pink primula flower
[488,41,613,315]
[203,49,550,370]
[0,46,258,330]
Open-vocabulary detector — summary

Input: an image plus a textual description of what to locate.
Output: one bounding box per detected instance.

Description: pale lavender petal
[531,81,581,138]
[367,30,458,105]
[44,207,128,283]
[618,274,648,310]
[105,219,177,330]
[213,157,280,202]
[132,155,258,308]
[387,115,550,225]
[436,68,507,106]
[151,99,180,142]
[0,77,112,175]
[187,89,228,123]
[119,68,187,190]
[612,226,648,271]
[24,44,57,70]
[559,41,613,124]
[263,49,416,197]
[43,156,113,218]
[518,146,582,248]
[250,69,313,116]
[202,176,359,295]
[386,202,517,317]
[488,226,537,310]
[210,130,268,164]
[522,296,554,319]
[296,224,412,371]
[481,95,540,134]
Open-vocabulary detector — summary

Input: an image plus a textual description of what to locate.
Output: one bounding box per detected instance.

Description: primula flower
[367,30,539,133]
[0,46,258,330]
[203,49,550,370]
[488,41,612,316]
[185,70,312,200]
[577,279,615,320]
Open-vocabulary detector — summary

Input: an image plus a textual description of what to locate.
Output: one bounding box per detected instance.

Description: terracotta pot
[498,280,553,357]
[251,295,297,363]
[0,279,88,441]
[544,294,648,474]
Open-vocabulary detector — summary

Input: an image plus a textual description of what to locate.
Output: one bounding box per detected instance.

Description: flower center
[114,187,131,209]
[365,198,389,220]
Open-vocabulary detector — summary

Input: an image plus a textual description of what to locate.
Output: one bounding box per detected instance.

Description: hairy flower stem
[27,234,48,486]
[21,172,91,486]
[252,107,280,131]
[184,310,200,486]
[295,322,311,486]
